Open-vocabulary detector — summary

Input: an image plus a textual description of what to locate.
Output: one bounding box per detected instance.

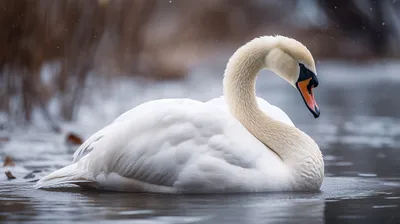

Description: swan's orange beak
[296,77,320,118]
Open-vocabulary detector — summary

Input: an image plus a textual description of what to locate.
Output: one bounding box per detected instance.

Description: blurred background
[0,0,399,130]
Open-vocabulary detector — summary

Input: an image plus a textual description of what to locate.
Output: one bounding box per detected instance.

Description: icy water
[1,61,400,223]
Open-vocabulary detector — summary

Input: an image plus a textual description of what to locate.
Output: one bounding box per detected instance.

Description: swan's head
[264,36,320,118]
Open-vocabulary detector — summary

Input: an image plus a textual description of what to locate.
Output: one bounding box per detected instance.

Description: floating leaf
[5,171,16,180]
[66,132,84,145]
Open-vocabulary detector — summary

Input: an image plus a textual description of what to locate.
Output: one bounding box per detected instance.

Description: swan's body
[35,35,324,193]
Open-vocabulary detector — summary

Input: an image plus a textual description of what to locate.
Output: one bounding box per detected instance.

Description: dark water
[1,61,400,223]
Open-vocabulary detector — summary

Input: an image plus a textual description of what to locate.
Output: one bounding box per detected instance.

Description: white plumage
[35,35,324,193]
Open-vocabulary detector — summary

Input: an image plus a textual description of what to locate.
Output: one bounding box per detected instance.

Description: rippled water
[1,61,400,223]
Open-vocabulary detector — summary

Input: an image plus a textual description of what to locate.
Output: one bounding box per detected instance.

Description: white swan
[35,35,324,193]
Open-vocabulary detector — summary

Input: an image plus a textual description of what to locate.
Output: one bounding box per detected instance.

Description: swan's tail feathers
[34,163,94,189]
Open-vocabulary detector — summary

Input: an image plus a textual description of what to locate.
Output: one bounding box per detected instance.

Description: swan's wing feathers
[73,129,107,163]
[83,99,267,188]
[73,99,198,163]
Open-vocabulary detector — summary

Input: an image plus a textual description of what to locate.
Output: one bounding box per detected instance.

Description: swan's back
[206,96,294,127]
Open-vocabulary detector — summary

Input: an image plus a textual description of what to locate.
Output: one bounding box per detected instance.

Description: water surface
[1,61,400,223]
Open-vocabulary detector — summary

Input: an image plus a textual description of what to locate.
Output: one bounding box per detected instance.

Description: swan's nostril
[307,80,314,93]
[313,76,319,87]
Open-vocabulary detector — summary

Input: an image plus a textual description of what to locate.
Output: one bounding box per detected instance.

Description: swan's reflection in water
[2,177,400,223]
[2,184,324,223]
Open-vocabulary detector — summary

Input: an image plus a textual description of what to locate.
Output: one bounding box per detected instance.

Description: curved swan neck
[223,39,292,157]
[223,37,324,186]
